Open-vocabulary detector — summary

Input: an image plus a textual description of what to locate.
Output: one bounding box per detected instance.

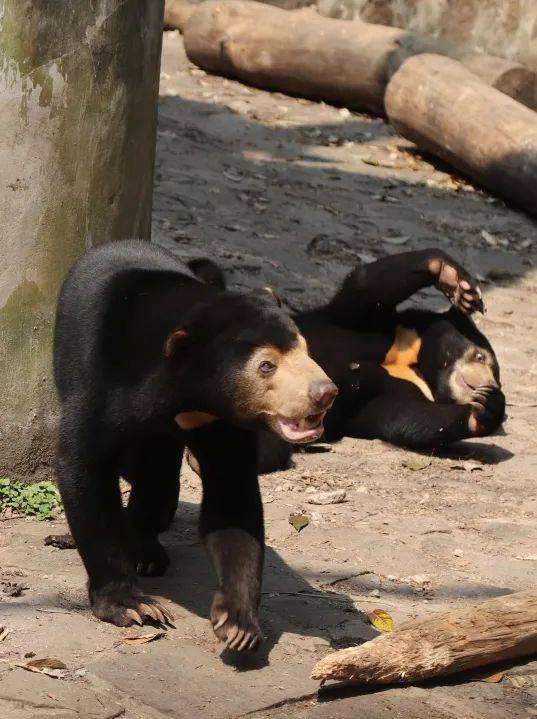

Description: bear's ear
[164,329,189,359]
[262,286,282,308]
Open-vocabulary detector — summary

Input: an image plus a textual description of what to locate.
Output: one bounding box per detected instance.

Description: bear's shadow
[141,499,375,670]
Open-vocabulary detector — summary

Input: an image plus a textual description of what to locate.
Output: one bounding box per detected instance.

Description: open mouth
[275,411,326,443]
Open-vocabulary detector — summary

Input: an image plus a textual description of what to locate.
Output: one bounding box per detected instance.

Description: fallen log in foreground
[181,0,537,114]
[385,54,537,217]
[312,590,537,684]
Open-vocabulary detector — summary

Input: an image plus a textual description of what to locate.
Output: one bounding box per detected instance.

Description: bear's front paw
[430,257,484,314]
[91,582,174,627]
[468,385,505,435]
[210,589,262,652]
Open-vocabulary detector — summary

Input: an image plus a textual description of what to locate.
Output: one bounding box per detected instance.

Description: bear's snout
[309,379,338,411]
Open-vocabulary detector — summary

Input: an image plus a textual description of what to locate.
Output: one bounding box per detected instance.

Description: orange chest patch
[382,326,433,401]
[175,411,218,430]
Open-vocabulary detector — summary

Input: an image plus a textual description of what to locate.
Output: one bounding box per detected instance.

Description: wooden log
[164,0,316,33]
[182,0,537,115]
[312,591,537,684]
[164,1,197,31]
[385,54,537,217]
[390,34,537,111]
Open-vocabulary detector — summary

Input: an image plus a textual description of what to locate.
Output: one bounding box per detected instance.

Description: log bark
[312,591,537,684]
[182,0,537,115]
[385,54,537,217]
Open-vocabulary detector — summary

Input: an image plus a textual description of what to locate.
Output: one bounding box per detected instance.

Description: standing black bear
[53,240,337,651]
[189,250,505,472]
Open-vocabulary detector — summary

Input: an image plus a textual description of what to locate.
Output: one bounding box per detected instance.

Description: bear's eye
[259,360,277,376]
[475,351,486,363]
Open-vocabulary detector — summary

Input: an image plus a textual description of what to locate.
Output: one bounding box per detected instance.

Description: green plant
[0,478,62,520]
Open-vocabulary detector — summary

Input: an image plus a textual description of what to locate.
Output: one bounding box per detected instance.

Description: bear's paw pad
[436,261,484,315]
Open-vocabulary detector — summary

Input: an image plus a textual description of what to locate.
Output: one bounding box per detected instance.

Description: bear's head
[165,289,337,443]
[418,308,501,404]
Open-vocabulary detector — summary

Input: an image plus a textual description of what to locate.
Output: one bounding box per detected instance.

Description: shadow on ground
[139,499,374,670]
[155,90,537,316]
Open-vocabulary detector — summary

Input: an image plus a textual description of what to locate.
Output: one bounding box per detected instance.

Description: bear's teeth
[276,413,324,441]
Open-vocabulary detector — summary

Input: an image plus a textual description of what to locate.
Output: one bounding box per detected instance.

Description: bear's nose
[309,379,338,410]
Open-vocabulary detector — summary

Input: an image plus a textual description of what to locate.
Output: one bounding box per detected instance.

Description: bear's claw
[91,583,174,627]
[210,590,262,652]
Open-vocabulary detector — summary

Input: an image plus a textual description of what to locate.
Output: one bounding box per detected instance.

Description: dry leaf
[44,534,76,550]
[402,458,431,471]
[481,230,499,247]
[361,157,380,167]
[481,671,505,683]
[469,669,505,683]
[16,657,67,678]
[0,626,9,641]
[367,609,394,633]
[289,513,309,532]
[123,631,165,645]
[383,235,409,246]
[223,169,243,183]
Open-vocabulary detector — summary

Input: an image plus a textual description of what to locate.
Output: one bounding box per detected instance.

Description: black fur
[53,240,300,644]
[190,252,505,473]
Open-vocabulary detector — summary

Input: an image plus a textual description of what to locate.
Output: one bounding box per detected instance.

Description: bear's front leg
[205,527,263,652]
[187,423,264,652]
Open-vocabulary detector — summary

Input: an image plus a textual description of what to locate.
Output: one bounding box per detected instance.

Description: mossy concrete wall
[318,0,537,70]
[0,0,164,481]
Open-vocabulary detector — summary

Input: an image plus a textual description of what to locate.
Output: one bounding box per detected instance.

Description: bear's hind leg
[122,435,183,577]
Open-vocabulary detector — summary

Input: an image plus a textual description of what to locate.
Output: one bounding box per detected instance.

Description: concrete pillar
[0,0,164,480]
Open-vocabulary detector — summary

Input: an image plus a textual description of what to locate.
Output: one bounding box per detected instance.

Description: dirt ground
[2,30,537,719]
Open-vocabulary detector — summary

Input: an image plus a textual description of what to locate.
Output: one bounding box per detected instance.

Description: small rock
[410,574,431,585]
[306,489,346,505]
[369,589,380,598]
[387,575,398,582]
[453,549,463,557]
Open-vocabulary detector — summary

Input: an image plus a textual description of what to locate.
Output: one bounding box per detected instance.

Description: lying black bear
[189,250,505,473]
[54,240,336,650]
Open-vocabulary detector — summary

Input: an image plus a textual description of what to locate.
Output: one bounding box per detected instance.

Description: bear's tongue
[277,412,325,442]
